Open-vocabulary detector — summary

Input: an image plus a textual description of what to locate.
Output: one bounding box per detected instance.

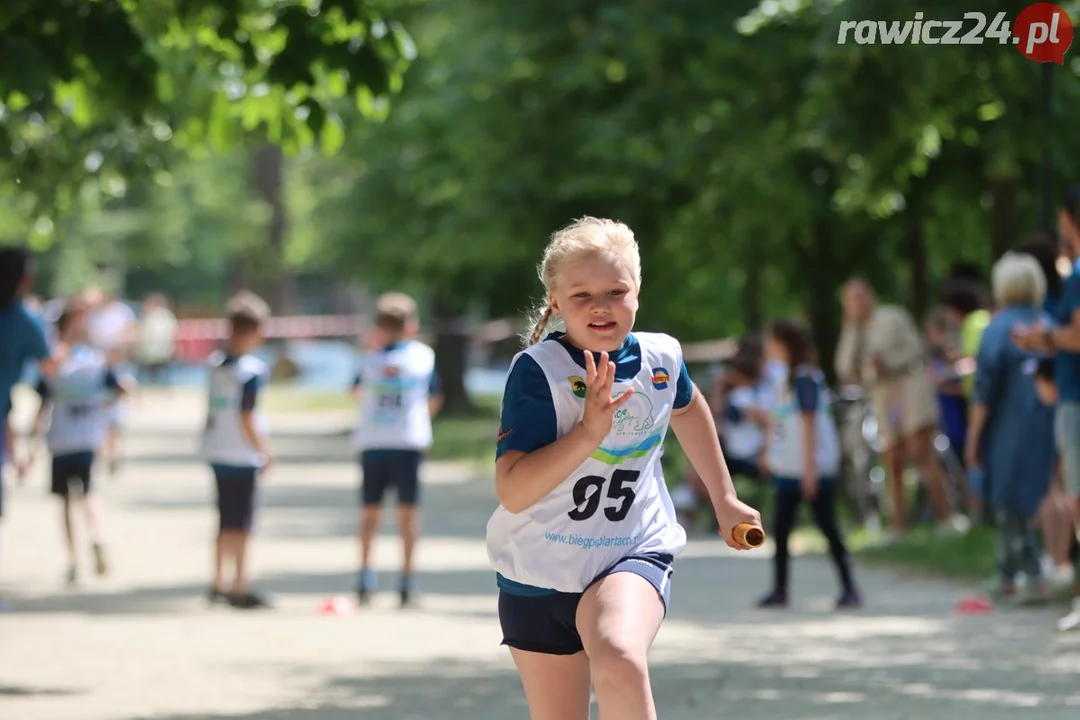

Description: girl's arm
[670,385,737,501]
[670,383,762,546]
[801,413,817,499]
[497,425,602,513]
[496,350,631,514]
[792,373,820,499]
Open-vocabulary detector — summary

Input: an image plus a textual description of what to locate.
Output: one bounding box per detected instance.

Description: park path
[1,387,1079,720]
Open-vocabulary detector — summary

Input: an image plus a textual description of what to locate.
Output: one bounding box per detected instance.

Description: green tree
[0,0,412,248]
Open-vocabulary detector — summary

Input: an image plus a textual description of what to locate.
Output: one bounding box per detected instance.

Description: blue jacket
[975,305,1056,518]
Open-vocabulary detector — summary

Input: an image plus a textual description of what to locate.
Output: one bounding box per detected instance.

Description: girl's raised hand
[580,350,635,443]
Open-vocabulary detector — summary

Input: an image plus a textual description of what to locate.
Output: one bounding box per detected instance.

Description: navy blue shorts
[51,452,95,496]
[361,450,422,506]
[498,553,675,656]
[212,465,258,532]
[725,455,762,479]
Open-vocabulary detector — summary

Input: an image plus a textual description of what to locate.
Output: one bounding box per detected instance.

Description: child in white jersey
[28,302,126,585]
[757,318,860,609]
[352,292,443,607]
[486,216,763,720]
[201,291,273,610]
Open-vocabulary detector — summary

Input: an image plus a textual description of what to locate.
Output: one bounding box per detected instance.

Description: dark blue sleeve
[21,308,50,361]
[104,370,120,390]
[35,379,49,399]
[673,360,693,409]
[429,369,442,396]
[1057,274,1080,325]
[720,403,743,424]
[240,374,261,412]
[496,355,558,458]
[794,375,819,414]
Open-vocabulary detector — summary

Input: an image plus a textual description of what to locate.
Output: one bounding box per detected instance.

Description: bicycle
[835,383,973,531]
[832,384,887,531]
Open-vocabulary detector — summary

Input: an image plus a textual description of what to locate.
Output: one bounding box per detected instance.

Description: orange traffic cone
[319,595,355,616]
[955,594,992,615]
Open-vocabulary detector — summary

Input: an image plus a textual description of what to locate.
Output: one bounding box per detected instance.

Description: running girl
[486,216,762,720]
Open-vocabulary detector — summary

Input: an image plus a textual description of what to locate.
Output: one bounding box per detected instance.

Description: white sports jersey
[38,346,116,456]
[353,340,436,452]
[486,332,688,593]
[201,351,270,467]
[766,365,841,478]
[720,385,766,459]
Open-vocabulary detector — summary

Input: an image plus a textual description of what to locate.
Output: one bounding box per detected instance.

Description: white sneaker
[1049,564,1076,590]
[1056,598,1080,632]
[935,514,971,537]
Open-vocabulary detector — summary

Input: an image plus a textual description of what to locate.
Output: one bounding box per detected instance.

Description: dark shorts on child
[212,464,258,531]
[51,451,95,496]
[498,552,675,656]
[725,455,762,479]
[360,450,422,506]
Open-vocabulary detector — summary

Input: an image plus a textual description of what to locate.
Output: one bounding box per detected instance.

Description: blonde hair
[992,251,1046,308]
[375,292,418,333]
[226,290,271,335]
[523,216,641,346]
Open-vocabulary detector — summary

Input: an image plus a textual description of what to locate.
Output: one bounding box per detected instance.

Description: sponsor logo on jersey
[568,375,587,398]
[651,367,670,390]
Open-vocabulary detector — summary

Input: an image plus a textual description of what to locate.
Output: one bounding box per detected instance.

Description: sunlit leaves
[0,0,412,217]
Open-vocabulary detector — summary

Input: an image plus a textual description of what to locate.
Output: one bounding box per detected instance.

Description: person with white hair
[966,252,1056,604]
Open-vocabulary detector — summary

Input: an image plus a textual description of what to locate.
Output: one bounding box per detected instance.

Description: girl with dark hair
[758,318,860,609]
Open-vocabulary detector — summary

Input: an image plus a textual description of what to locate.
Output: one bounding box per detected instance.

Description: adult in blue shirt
[1012,185,1080,630]
[0,247,57,610]
[1,248,55,490]
[967,253,1056,601]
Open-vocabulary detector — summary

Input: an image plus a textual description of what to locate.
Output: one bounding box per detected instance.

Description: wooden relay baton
[729,523,766,548]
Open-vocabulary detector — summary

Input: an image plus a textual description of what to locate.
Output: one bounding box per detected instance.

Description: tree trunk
[906,176,929,323]
[431,289,476,416]
[989,177,1016,262]
[250,143,297,314]
[742,239,764,331]
[801,221,842,386]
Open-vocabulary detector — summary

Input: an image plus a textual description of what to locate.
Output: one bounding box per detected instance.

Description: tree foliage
[0,0,412,214]
[10,0,1080,401]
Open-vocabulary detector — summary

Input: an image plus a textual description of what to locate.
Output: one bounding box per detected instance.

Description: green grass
[260,386,500,464]
[262,387,357,413]
[661,438,1003,581]
[855,524,997,581]
[429,397,500,463]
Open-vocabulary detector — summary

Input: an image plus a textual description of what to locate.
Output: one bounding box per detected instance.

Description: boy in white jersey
[757,319,860,609]
[352,292,443,607]
[487,217,762,720]
[28,303,126,585]
[201,291,273,610]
